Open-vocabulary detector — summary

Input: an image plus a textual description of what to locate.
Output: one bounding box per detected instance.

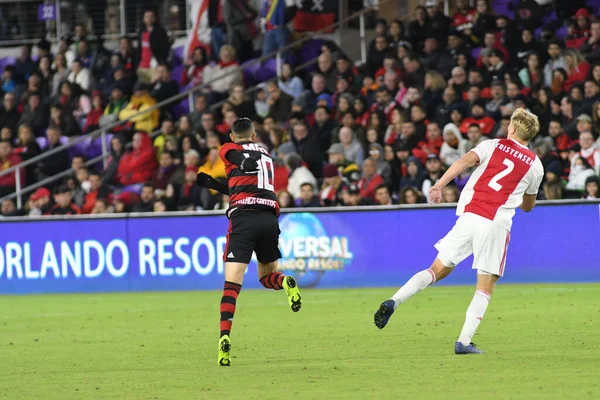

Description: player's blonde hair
[510,108,540,142]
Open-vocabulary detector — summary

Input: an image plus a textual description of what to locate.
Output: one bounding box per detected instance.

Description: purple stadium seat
[493,0,513,18]
[121,183,144,194]
[243,68,257,86]
[556,25,568,41]
[255,60,277,82]
[59,136,69,146]
[171,65,184,83]
[36,137,47,149]
[173,46,184,66]
[0,56,16,72]
[472,47,482,60]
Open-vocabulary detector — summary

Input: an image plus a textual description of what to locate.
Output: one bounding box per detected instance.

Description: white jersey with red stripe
[456,138,544,231]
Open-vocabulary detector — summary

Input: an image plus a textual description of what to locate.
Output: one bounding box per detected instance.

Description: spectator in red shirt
[117,132,158,186]
[452,0,476,32]
[358,157,385,201]
[412,121,444,164]
[564,49,590,91]
[83,91,104,133]
[0,140,25,197]
[567,8,592,49]
[81,171,109,214]
[459,100,497,135]
[136,10,170,84]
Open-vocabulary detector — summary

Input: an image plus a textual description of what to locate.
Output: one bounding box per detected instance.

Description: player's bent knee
[430,257,454,281]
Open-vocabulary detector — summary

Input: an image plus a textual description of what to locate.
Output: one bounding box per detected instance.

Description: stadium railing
[0,3,383,209]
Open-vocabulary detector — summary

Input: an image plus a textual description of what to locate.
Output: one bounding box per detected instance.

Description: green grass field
[1,284,599,399]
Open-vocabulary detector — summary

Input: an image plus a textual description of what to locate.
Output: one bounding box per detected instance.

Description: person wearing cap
[319,163,343,207]
[341,183,371,206]
[118,82,159,134]
[48,185,81,215]
[459,100,497,136]
[417,153,444,202]
[27,187,53,216]
[566,8,592,49]
[327,142,359,179]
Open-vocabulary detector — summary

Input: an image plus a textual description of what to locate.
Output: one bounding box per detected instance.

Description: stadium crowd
[1,0,600,218]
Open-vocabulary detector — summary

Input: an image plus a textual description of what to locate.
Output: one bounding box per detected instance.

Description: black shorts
[224,210,282,264]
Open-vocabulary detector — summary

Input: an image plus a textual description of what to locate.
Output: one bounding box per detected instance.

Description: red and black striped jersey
[220,141,280,217]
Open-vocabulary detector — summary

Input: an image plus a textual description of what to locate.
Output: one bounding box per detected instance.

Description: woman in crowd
[519,52,544,90]
[399,156,422,190]
[181,46,207,87]
[564,49,590,91]
[203,44,243,104]
[278,63,304,99]
[400,186,424,204]
[51,53,70,97]
[439,123,468,167]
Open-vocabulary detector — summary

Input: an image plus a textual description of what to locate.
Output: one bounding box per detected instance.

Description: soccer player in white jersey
[374,108,544,354]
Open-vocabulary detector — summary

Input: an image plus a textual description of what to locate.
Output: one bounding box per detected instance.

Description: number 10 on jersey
[257,155,275,192]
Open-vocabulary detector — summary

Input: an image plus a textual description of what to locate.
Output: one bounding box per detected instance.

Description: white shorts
[434,213,511,277]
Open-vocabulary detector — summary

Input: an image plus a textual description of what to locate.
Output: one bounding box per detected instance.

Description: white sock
[391,269,436,308]
[458,290,491,346]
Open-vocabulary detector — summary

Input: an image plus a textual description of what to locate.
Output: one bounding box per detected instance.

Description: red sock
[220,281,241,337]
[259,272,285,290]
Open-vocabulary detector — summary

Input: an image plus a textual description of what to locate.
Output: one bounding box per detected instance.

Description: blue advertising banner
[1,203,599,294]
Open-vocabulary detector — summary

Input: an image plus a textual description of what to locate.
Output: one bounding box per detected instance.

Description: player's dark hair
[231,117,254,139]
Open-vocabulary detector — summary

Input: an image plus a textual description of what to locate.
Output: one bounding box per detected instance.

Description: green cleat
[218,335,231,366]
[282,276,302,312]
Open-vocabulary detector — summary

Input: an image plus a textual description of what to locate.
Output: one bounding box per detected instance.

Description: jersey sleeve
[525,159,544,195]
[470,139,497,165]
[219,142,239,165]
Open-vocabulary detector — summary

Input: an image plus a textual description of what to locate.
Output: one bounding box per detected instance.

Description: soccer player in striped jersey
[374,108,544,354]
[196,117,302,366]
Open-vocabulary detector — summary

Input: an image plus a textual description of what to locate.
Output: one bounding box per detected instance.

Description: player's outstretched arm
[196,172,229,195]
[429,151,479,204]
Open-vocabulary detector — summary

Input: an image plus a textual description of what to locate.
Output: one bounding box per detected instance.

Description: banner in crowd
[1,204,599,294]
[293,0,338,33]
[185,0,212,62]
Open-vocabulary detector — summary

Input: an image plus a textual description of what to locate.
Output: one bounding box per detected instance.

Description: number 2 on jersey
[257,155,275,192]
[488,158,514,191]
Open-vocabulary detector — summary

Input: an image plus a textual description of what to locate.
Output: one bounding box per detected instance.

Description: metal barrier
[0,3,383,208]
